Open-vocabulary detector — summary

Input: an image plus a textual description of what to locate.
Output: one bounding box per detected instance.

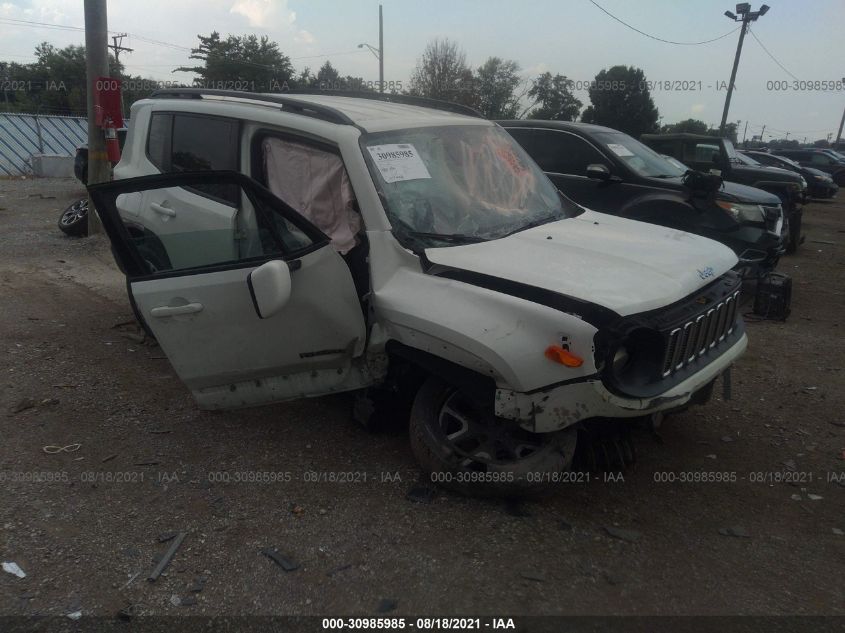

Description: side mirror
[586,163,612,181]
[247,260,292,319]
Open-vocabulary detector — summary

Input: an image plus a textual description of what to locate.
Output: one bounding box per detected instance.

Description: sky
[1,0,844,141]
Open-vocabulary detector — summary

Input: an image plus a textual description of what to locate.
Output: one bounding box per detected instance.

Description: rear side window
[530,130,607,175]
[146,112,239,205]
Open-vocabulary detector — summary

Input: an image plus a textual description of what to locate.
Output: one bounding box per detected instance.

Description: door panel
[90,171,368,407]
[131,245,364,391]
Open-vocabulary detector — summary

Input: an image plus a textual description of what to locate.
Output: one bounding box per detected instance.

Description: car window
[529,129,608,175]
[114,180,315,276]
[690,142,721,165]
[810,153,832,165]
[593,132,685,178]
[262,136,360,255]
[146,112,240,205]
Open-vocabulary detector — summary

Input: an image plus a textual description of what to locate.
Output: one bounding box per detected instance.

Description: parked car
[88,89,748,496]
[772,148,845,186]
[60,128,129,237]
[641,133,805,253]
[499,120,786,274]
[742,150,838,199]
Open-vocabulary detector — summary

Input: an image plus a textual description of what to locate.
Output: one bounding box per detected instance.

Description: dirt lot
[0,177,843,622]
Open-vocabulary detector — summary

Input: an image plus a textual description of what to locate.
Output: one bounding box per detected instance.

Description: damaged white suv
[90,89,747,496]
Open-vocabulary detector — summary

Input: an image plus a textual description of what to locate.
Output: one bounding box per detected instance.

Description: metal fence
[0,112,87,176]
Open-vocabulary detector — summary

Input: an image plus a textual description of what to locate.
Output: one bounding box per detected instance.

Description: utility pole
[84,0,110,235]
[760,124,766,143]
[835,76,845,148]
[378,5,384,93]
[720,4,770,135]
[784,131,789,141]
[742,120,749,144]
[109,33,133,119]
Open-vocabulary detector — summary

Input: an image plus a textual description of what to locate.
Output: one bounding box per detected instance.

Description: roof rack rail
[284,89,485,119]
[148,88,356,126]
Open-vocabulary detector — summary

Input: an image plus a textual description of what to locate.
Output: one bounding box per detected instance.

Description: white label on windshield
[367,144,431,183]
[607,143,634,157]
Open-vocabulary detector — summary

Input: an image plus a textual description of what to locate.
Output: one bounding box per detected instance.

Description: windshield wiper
[499,213,563,238]
[407,231,486,244]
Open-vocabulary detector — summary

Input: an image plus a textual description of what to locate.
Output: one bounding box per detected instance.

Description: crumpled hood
[425,210,738,317]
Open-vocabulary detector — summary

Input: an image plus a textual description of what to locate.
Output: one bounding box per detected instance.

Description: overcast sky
[2,0,844,141]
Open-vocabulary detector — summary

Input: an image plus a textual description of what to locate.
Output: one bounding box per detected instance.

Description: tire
[58,198,88,237]
[409,377,578,498]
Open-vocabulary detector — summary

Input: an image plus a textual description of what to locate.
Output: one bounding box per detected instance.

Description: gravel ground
[0,178,843,621]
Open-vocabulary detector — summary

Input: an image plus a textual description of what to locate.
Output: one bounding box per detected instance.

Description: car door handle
[150,202,176,217]
[150,303,204,318]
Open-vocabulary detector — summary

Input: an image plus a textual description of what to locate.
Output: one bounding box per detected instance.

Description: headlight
[814,174,832,183]
[612,347,630,373]
[716,201,765,222]
[800,178,807,189]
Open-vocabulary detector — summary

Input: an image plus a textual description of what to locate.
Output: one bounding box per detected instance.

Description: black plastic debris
[405,485,436,504]
[261,548,299,572]
[377,598,398,613]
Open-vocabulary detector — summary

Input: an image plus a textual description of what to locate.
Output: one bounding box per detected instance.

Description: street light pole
[835,76,845,149]
[358,5,384,93]
[720,4,770,136]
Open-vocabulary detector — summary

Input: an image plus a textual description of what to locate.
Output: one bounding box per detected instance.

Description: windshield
[770,154,799,167]
[361,124,581,247]
[722,139,740,161]
[593,132,686,178]
[736,152,761,166]
[661,154,690,172]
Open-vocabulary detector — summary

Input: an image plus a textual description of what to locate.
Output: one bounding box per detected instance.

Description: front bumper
[809,182,839,199]
[495,333,747,433]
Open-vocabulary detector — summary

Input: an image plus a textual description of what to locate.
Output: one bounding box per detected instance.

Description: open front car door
[89,171,369,409]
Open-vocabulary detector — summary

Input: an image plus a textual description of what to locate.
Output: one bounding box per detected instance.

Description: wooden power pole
[109,34,133,119]
[84,0,110,235]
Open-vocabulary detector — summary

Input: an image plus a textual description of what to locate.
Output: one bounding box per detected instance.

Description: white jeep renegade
[89,89,747,496]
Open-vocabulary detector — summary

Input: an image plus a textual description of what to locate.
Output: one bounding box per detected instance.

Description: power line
[747,28,799,80]
[587,0,740,45]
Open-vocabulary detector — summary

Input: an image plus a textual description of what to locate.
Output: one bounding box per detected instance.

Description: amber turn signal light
[544,345,583,367]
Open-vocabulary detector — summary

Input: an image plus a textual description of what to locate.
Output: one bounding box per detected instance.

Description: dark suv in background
[742,150,838,199]
[772,148,845,186]
[499,120,787,277]
[640,133,805,253]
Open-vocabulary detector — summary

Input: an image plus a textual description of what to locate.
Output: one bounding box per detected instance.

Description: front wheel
[58,198,88,236]
[409,377,578,497]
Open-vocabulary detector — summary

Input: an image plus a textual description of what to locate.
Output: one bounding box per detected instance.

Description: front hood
[717,180,781,204]
[805,167,831,179]
[426,210,738,317]
[734,164,802,184]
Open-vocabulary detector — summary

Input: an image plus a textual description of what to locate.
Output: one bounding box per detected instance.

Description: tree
[474,57,521,119]
[661,118,709,135]
[580,65,659,137]
[409,38,477,108]
[176,32,295,92]
[525,72,582,121]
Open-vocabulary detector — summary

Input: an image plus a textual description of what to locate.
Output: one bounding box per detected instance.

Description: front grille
[661,290,740,377]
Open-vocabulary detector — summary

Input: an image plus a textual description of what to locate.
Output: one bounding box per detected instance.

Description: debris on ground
[260,548,299,572]
[604,526,641,543]
[189,576,207,593]
[67,610,82,620]
[2,562,26,578]
[719,526,751,538]
[157,531,178,543]
[376,598,398,613]
[147,532,186,582]
[833,528,844,536]
[10,398,36,414]
[520,571,546,582]
[405,485,436,504]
